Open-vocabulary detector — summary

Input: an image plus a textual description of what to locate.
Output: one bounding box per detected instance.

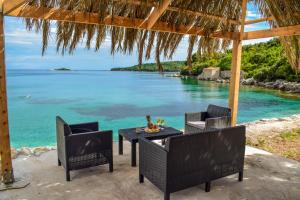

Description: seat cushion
[187,121,205,129]
[152,139,164,146]
[152,139,168,148]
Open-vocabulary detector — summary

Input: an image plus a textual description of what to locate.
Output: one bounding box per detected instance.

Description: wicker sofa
[139,126,246,200]
[56,116,113,181]
[185,104,231,134]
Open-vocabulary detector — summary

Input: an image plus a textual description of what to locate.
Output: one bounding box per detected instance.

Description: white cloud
[246,10,261,19]
[245,24,265,31]
[6,28,41,46]
[50,27,57,33]
[6,40,33,45]
[6,29,39,37]
[242,37,273,45]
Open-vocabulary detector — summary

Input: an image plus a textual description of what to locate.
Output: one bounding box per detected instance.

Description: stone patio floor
[1,142,300,200]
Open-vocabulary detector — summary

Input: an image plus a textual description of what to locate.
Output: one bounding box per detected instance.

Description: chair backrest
[209,126,246,179]
[207,104,231,118]
[56,116,72,136]
[166,131,212,180]
[205,116,232,130]
[166,126,245,179]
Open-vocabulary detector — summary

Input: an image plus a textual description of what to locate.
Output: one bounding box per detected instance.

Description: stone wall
[198,68,245,81]
[197,67,220,80]
[220,70,244,79]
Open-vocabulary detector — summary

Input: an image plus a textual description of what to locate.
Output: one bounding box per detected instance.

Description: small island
[53,67,71,71]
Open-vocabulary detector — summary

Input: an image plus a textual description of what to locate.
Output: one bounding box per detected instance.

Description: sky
[5,3,273,70]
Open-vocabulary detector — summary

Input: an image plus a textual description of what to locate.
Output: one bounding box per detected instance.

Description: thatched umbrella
[22,0,300,72]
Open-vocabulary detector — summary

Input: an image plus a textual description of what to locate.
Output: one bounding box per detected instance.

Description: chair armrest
[66,130,112,157]
[139,138,168,191]
[70,122,99,133]
[205,116,231,130]
[185,112,207,123]
[56,128,67,167]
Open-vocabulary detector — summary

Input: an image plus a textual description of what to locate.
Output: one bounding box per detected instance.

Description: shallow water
[7,70,300,148]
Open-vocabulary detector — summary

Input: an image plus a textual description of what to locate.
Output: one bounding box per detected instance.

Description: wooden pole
[228,0,247,126]
[0,3,14,184]
[229,40,242,126]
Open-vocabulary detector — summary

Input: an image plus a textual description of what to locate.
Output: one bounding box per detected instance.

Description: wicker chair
[56,116,113,181]
[139,126,246,200]
[185,104,231,134]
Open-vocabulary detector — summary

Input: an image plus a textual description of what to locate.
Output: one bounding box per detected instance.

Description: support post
[228,0,247,126]
[0,7,14,184]
[229,40,242,126]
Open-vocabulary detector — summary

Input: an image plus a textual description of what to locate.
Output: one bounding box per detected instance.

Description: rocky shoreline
[196,69,300,93]
[214,78,300,93]
[241,78,300,93]
[10,114,300,160]
[11,146,56,159]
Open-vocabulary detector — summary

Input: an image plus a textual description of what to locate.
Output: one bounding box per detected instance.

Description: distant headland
[111,61,184,72]
[53,67,71,71]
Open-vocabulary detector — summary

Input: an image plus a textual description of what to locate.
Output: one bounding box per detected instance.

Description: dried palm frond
[145,31,156,60]
[22,0,299,72]
[168,34,184,59]
[137,30,148,69]
[186,35,197,69]
[253,0,300,72]
[155,32,164,72]
[280,36,300,74]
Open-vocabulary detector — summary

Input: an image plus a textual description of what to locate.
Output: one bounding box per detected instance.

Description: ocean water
[7,70,300,148]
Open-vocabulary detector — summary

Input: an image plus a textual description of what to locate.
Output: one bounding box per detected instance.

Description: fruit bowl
[144,127,160,133]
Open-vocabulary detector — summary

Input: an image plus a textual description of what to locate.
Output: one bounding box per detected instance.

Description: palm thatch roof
[254,0,300,73]
[16,0,300,71]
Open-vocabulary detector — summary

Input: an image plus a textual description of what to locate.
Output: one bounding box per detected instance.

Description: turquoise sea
[7,70,300,148]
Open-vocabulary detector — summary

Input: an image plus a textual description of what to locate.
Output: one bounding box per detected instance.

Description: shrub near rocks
[180,39,300,83]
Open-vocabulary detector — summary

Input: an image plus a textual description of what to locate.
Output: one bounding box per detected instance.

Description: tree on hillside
[181,38,299,82]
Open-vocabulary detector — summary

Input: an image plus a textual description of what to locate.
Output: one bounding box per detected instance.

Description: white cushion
[187,121,205,129]
[152,139,166,147]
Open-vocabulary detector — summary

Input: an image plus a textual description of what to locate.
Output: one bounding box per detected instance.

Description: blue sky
[5,3,272,70]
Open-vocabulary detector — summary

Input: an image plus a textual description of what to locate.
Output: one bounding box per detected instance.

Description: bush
[217,54,232,70]
[180,62,210,76]
[249,53,268,64]
[286,74,300,82]
[180,67,190,76]
[253,67,269,82]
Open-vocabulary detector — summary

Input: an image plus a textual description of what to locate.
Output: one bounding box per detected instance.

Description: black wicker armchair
[185,104,231,134]
[139,126,246,200]
[56,116,113,181]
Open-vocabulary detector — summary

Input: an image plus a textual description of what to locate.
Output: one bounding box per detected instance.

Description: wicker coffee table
[118,126,182,167]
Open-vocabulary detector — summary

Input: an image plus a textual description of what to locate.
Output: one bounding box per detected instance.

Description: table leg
[131,142,137,167]
[119,134,123,155]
